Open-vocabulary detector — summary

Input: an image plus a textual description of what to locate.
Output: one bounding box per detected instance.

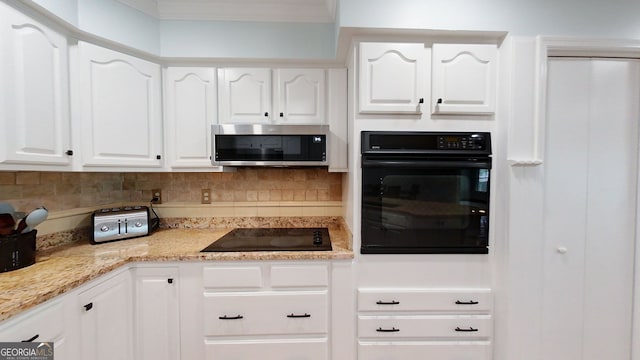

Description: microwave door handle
[361,159,492,169]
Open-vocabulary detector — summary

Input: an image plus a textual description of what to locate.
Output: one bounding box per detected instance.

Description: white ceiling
[117,0,337,23]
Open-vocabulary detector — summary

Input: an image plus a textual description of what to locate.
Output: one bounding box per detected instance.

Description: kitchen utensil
[0,214,15,236]
[19,207,48,234]
[0,202,16,221]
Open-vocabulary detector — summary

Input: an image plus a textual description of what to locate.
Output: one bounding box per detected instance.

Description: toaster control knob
[134,222,143,227]
[100,226,110,232]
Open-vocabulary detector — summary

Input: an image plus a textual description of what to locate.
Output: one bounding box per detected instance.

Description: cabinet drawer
[358,315,492,339]
[358,341,491,360]
[270,264,328,288]
[358,289,492,312]
[203,266,263,289]
[204,291,328,336]
[206,339,328,360]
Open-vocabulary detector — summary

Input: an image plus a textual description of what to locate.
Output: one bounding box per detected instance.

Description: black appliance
[211,124,328,167]
[361,131,491,254]
[201,228,332,252]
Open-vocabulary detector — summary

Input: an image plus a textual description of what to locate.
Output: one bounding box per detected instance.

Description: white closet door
[543,58,639,360]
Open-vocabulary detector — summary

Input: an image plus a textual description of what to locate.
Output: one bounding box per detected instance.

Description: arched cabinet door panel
[77,41,163,168]
[275,68,326,124]
[431,43,497,115]
[0,3,71,168]
[218,68,272,124]
[359,42,427,114]
[164,67,217,169]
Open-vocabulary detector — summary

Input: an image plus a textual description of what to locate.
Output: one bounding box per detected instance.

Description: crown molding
[116,0,335,23]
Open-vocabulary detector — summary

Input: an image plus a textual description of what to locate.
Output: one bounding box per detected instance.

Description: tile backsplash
[0,168,342,212]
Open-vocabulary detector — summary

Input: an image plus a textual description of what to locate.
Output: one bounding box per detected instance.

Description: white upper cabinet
[275,69,326,124]
[0,3,72,168]
[218,68,328,125]
[164,67,217,169]
[358,42,427,114]
[77,41,163,168]
[431,44,497,115]
[218,68,272,124]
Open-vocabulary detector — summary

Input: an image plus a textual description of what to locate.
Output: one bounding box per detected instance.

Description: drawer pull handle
[455,326,479,332]
[219,315,243,320]
[376,327,400,332]
[376,300,400,305]
[455,300,479,305]
[287,313,311,318]
[21,334,39,342]
[84,302,93,311]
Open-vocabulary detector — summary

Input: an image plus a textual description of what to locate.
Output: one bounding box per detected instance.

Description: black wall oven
[361,131,492,254]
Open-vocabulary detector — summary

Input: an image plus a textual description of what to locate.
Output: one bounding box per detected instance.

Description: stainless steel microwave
[211,124,328,167]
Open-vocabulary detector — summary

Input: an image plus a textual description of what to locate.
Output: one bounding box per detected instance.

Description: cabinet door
[359,42,426,114]
[135,267,180,360]
[78,270,133,360]
[218,68,271,124]
[274,69,325,124]
[0,4,71,167]
[77,41,163,168]
[164,67,216,169]
[0,299,75,359]
[431,44,497,114]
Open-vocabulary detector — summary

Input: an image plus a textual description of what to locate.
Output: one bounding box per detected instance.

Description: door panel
[543,58,638,360]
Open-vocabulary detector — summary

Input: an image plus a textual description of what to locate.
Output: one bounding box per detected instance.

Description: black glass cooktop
[201,228,332,252]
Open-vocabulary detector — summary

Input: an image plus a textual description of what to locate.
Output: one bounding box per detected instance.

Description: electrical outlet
[152,189,162,204]
[201,189,211,204]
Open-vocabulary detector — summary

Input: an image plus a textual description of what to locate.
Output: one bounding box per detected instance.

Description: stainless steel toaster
[91,206,150,244]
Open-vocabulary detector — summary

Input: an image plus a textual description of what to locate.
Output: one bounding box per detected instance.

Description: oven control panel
[437,134,486,150]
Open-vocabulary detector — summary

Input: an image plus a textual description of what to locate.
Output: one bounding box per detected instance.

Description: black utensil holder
[0,230,36,273]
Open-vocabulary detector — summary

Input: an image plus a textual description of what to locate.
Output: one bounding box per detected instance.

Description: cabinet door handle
[21,334,39,342]
[376,300,400,305]
[455,300,479,305]
[437,98,443,104]
[167,278,173,284]
[418,98,424,104]
[455,326,479,332]
[264,112,269,117]
[376,327,400,332]
[279,112,284,117]
[84,302,93,311]
[287,313,311,318]
[218,315,243,320]
[65,150,73,156]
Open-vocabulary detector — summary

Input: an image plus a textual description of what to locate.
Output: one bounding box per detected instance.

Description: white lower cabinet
[206,339,328,360]
[77,268,134,360]
[134,266,181,360]
[357,288,492,360]
[202,262,330,360]
[358,341,491,360]
[0,297,76,359]
[204,292,328,336]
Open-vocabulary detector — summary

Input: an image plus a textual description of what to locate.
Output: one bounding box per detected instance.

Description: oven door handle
[362,159,492,169]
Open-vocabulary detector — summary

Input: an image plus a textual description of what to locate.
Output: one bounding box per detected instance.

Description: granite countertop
[0,225,353,322]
